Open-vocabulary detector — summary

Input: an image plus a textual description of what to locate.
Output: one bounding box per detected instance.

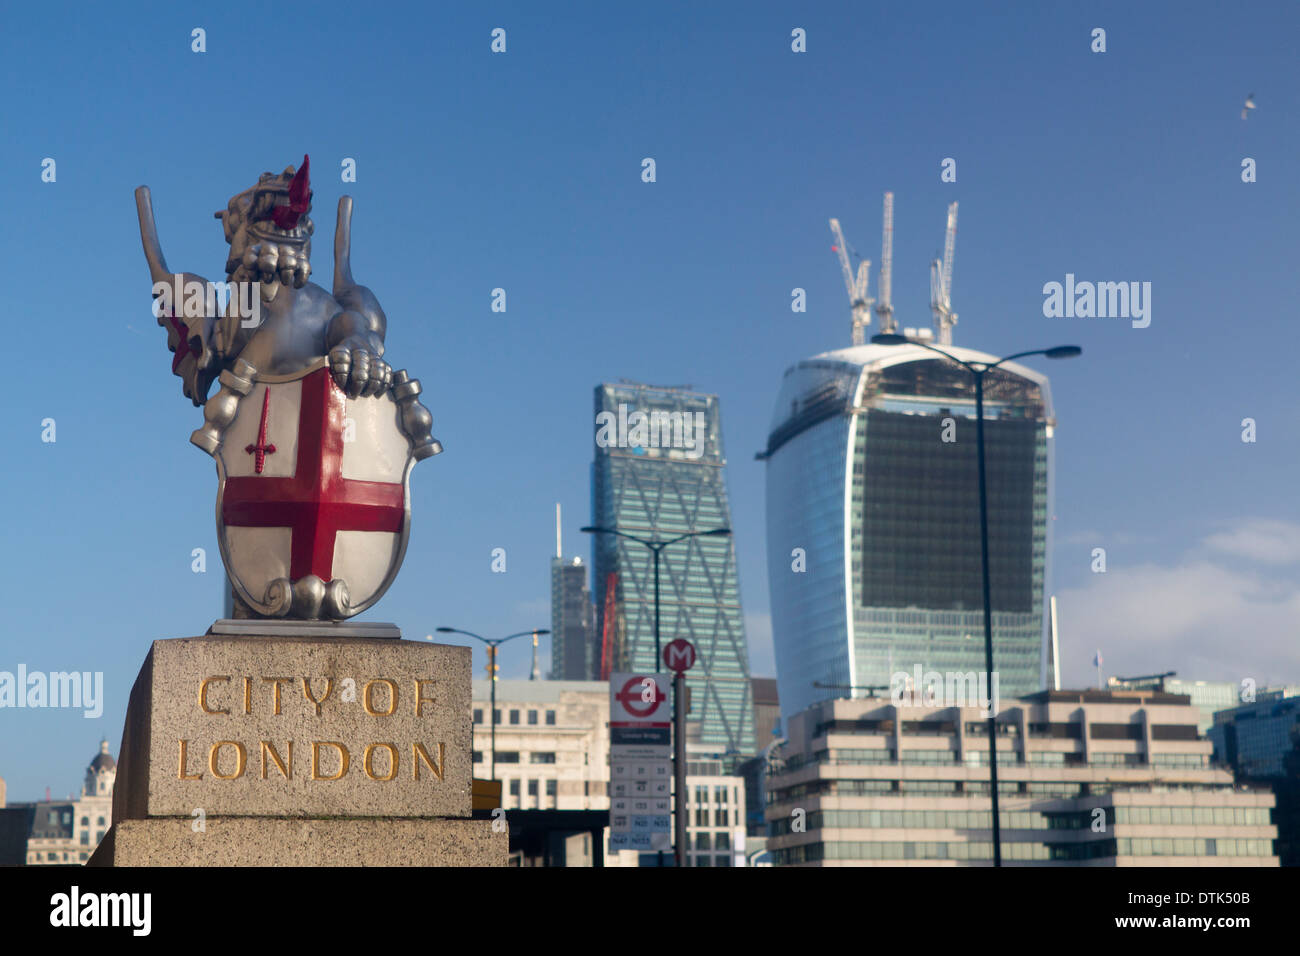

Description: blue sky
[1,1,1297,799]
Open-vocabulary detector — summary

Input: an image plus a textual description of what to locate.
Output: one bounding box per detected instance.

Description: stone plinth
[92,634,503,867]
[92,817,504,867]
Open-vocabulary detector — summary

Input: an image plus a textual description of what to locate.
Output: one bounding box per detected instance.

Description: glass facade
[764,344,1054,725]
[551,557,595,679]
[592,383,754,755]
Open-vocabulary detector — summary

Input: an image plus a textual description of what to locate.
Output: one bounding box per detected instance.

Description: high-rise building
[761,341,1056,726]
[552,505,596,680]
[591,382,753,756]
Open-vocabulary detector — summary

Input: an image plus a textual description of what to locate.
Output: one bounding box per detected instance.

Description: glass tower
[761,343,1056,726]
[551,556,595,680]
[592,382,754,756]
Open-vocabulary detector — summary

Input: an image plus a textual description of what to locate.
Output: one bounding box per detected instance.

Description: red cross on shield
[214,360,415,619]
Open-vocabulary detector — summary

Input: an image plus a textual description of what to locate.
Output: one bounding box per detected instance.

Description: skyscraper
[761,340,1055,725]
[551,505,596,680]
[591,382,754,756]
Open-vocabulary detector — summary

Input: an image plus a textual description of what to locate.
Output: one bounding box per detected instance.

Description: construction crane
[829,218,872,345]
[873,192,896,334]
[930,201,958,345]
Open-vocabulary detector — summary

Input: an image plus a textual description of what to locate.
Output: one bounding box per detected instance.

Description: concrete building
[9,740,116,866]
[766,690,1277,866]
[683,751,748,867]
[472,680,609,812]
[1108,674,1244,734]
[472,680,751,865]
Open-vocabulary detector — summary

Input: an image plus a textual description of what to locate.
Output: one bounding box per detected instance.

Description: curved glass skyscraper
[761,343,1056,725]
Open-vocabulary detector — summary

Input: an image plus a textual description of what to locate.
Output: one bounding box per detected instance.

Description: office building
[1209,687,1300,779]
[761,341,1055,726]
[592,382,753,756]
[766,689,1278,866]
[1108,674,1243,735]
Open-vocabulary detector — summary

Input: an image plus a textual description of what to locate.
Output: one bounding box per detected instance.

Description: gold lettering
[363,743,399,781]
[302,677,334,716]
[209,740,247,780]
[363,678,398,716]
[260,740,293,779]
[244,676,252,714]
[311,741,350,780]
[263,677,292,715]
[199,676,231,715]
[412,742,445,781]
[415,679,437,717]
[178,739,203,780]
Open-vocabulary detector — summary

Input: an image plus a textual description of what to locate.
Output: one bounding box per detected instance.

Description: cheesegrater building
[592,382,754,757]
[761,339,1055,726]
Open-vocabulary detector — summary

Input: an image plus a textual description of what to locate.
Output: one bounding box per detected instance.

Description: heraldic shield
[194,357,435,620]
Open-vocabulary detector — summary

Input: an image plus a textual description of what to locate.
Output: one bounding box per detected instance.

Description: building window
[528,710,538,725]
[696,832,711,850]
[546,710,556,725]
[97,817,105,826]
[495,752,520,764]
[80,817,89,827]
[509,710,520,725]
[715,832,731,850]
[80,833,89,846]
[473,708,483,724]
[715,854,731,867]
[530,752,556,764]
[509,780,520,798]
[546,780,557,798]
[715,809,729,826]
[528,780,539,797]
[473,751,483,763]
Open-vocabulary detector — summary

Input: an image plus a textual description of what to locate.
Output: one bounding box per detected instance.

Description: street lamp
[579,526,731,663]
[581,524,731,867]
[435,626,549,782]
[871,332,1080,867]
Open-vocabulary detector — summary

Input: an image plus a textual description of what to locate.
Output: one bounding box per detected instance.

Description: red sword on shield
[244,388,277,474]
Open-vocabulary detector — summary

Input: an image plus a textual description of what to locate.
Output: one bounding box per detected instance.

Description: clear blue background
[1,1,1296,799]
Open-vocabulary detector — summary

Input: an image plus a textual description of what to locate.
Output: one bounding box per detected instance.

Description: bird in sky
[1242,93,1256,120]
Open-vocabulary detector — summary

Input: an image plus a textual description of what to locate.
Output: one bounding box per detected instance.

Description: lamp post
[871,333,1080,867]
[581,524,731,867]
[435,626,550,783]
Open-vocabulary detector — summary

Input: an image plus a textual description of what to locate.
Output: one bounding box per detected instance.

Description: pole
[975,370,1002,867]
[653,546,661,662]
[674,668,687,867]
[653,545,664,867]
[489,644,498,782]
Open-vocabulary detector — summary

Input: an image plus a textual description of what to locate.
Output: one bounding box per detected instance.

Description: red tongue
[271,154,310,230]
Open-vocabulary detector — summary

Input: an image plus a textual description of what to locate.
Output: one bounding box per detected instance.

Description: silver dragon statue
[136,157,440,621]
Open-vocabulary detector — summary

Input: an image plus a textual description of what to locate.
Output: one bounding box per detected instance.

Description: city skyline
[1,1,1296,800]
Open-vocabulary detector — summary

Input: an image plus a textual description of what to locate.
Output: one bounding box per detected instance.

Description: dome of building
[88,739,116,774]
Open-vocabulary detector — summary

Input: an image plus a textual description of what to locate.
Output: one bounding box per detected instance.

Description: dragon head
[216,156,314,298]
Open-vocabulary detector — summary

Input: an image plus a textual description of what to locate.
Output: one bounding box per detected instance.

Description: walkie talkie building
[761,343,1055,726]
